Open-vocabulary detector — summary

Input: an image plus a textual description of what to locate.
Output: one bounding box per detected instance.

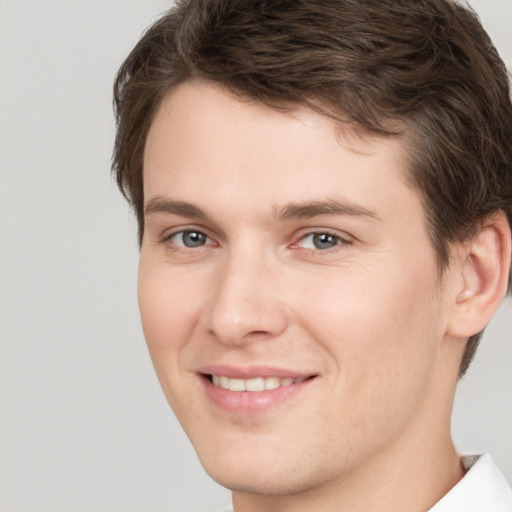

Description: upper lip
[197,364,316,380]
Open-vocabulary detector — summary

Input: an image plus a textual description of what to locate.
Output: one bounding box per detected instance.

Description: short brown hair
[112,0,512,376]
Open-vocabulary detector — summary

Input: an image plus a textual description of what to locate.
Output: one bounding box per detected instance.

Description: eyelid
[290,228,353,250]
[159,225,352,252]
[161,226,217,248]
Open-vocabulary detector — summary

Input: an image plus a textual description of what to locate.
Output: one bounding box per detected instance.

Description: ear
[447,211,511,338]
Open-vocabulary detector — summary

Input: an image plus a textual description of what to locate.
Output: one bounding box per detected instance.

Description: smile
[201,371,317,414]
[210,375,307,392]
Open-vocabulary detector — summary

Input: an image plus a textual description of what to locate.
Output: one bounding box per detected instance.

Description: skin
[139,80,471,512]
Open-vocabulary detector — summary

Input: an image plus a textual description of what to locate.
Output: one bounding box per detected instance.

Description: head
[113,0,512,379]
[112,0,512,504]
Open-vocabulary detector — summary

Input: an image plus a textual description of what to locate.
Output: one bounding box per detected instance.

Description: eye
[170,230,211,248]
[298,232,344,250]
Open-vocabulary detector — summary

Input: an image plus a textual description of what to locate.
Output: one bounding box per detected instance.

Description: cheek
[296,258,442,393]
[137,257,210,421]
[137,257,201,366]
[296,265,443,451]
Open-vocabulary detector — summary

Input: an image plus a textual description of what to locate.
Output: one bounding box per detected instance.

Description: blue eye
[300,232,342,250]
[172,230,209,248]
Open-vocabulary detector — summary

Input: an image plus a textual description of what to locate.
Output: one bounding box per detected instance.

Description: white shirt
[429,454,512,511]
[221,454,512,512]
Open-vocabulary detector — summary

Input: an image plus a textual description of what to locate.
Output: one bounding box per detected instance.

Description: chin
[198,450,334,496]
[206,469,312,496]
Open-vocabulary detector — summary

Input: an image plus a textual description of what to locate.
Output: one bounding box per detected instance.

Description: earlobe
[448,212,511,338]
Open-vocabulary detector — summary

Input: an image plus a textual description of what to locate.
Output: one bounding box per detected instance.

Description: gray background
[0,1,510,510]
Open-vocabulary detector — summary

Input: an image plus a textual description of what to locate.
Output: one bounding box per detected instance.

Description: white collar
[428,454,512,511]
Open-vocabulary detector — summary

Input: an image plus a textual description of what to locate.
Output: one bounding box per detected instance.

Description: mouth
[199,370,318,414]
[205,374,311,392]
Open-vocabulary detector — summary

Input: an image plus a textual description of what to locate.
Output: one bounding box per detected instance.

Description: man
[112,0,512,510]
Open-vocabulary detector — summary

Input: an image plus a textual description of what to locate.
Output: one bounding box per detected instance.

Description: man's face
[139,81,456,496]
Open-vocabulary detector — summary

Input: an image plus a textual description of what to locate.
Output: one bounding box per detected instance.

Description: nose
[201,250,289,346]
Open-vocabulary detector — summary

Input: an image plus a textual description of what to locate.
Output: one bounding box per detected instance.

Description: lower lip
[201,376,314,414]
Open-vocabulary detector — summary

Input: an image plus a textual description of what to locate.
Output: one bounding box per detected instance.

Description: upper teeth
[211,376,305,392]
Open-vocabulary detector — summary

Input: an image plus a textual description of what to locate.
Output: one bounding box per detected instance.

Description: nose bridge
[203,243,288,345]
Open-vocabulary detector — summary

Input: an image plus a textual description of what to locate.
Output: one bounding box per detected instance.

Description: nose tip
[202,262,288,346]
[209,302,286,345]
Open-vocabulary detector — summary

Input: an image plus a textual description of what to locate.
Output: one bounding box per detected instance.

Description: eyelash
[292,230,352,254]
[161,228,352,255]
[162,229,216,250]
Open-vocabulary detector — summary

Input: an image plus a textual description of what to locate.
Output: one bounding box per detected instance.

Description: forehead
[143,80,423,230]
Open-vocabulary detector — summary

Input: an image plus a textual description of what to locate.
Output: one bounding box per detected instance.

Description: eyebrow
[144,197,207,218]
[144,196,380,222]
[273,199,381,222]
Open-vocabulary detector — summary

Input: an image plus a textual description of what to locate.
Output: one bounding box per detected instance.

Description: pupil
[313,233,338,249]
[183,231,206,247]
